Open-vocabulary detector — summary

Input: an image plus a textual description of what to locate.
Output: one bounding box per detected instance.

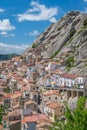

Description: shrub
[50,50,59,59]
[66,55,74,70]
[50,97,87,130]
[83,19,87,27]
[77,29,84,34]
[32,44,37,48]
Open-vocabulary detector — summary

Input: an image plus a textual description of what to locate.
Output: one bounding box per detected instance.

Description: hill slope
[0,54,20,61]
[25,11,87,76]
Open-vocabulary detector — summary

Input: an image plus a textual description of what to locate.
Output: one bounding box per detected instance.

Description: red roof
[61,73,77,79]
[0,125,3,130]
[18,81,26,86]
[22,114,49,124]
[44,90,60,96]
[4,93,13,98]
[47,102,63,109]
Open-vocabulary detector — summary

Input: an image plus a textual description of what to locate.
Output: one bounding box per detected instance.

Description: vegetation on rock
[66,56,75,70]
[83,19,87,27]
[50,50,59,59]
[32,44,38,48]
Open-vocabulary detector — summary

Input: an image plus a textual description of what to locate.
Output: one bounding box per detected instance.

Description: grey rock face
[24,11,87,76]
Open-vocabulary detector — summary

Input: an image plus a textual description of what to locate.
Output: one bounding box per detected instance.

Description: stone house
[44,102,64,121]
[29,72,39,81]
[3,94,13,110]
[24,100,38,112]
[3,109,21,130]
[44,74,52,87]
[45,61,59,72]
[21,112,50,130]
[30,91,40,104]
[42,90,61,106]
[26,64,37,79]
[17,80,27,90]
[11,91,22,110]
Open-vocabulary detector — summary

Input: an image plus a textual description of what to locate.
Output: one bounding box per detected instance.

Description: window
[34,105,36,108]
[49,97,51,100]
[61,81,62,84]
[29,67,31,70]
[80,79,82,83]
[60,109,62,112]
[55,97,57,100]
[4,121,7,128]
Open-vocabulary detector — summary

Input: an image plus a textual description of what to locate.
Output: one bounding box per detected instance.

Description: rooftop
[22,113,49,124]
[47,102,63,109]
[44,90,60,96]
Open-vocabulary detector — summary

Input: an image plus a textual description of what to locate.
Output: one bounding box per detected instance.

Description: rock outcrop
[24,11,87,76]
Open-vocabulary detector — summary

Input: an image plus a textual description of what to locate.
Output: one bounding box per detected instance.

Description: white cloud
[84,7,87,13]
[29,30,40,36]
[0,19,15,31]
[0,31,15,37]
[10,34,15,37]
[50,18,57,23]
[0,42,29,54]
[0,31,8,36]
[18,1,58,23]
[84,0,87,2]
[0,8,4,13]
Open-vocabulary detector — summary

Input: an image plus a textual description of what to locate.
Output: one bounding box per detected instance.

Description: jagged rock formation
[24,11,87,76]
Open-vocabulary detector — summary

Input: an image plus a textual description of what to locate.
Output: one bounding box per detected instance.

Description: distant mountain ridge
[24,11,87,76]
[0,54,20,61]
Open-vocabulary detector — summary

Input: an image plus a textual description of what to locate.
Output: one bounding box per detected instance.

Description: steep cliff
[25,11,87,76]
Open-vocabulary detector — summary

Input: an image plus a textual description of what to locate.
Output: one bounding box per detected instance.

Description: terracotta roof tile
[4,93,13,98]
[12,56,21,62]
[0,125,3,130]
[25,100,37,105]
[18,81,26,86]
[61,73,77,79]
[28,79,35,84]
[44,90,60,96]
[47,102,63,109]
[11,91,22,99]
[22,114,49,124]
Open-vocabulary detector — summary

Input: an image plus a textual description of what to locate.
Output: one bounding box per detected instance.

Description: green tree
[0,106,5,124]
[0,115,2,124]
[49,97,87,130]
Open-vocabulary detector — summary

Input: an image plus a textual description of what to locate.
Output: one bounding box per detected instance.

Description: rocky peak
[24,11,87,76]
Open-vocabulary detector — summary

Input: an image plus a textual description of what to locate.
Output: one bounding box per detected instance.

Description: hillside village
[0,43,87,130]
[26,11,87,76]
